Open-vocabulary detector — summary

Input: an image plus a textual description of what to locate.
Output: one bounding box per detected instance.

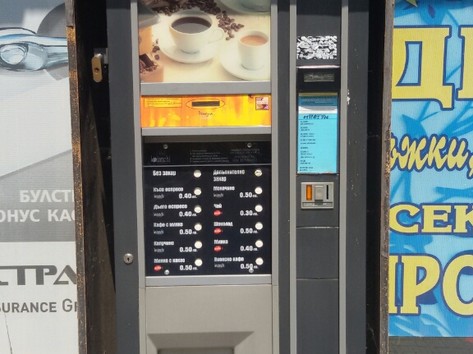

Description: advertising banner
[389,0,473,337]
[0,1,78,352]
[138,0,271,83]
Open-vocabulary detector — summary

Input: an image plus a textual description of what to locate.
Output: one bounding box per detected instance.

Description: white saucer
[220,43,270,81]
[218,0,270,14]
[161,42,220,64]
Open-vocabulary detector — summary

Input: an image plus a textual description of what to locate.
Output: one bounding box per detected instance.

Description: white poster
[0,1,78,353]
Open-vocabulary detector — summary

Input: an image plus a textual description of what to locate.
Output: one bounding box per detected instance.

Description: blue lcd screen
[297,93,338,174]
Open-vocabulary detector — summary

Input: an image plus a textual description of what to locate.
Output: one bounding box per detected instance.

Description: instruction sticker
[297,93,338,174]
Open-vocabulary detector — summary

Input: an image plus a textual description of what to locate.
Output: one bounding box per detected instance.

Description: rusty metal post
[366,0,393,352]
[380,0,394,352]
[67,0,116,352]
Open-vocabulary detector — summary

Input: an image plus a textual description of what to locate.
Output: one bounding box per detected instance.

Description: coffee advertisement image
[139,0,271,82]
[0,1,78,353]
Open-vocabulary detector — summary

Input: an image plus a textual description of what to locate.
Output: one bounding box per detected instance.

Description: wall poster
[390,0,473,338]
[0,1,78,353]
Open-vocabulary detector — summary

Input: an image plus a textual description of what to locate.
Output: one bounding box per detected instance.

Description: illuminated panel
[141,94,271,128]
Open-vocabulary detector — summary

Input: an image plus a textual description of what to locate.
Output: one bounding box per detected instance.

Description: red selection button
[214,245,223,252]
[213,210,223,216]
[214,228,223,235]
[153,265,162,272]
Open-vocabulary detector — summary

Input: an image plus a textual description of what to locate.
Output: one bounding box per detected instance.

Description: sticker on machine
[297,35,337,60]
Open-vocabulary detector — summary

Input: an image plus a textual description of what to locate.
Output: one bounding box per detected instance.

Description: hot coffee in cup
[240,34,268,46]
[169,12,223,53]
[172,16,211,34]
[238,30,269,70]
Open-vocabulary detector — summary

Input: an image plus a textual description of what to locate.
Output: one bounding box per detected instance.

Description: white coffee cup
[238,30,270,70]
[169,11,223,53]
[240,0,271,12]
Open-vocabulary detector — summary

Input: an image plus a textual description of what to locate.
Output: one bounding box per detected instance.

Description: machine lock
[91,48,108,83]
[301,182,334,209]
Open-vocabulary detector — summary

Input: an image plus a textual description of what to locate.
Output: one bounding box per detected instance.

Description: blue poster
[390,0,473,337]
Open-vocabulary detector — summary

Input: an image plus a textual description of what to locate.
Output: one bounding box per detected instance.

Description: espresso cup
[169,11,223,53]
[238,30,269,70]
[239,0,271,12]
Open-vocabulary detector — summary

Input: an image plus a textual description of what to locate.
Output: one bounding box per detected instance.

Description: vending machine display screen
[143,141,271,277]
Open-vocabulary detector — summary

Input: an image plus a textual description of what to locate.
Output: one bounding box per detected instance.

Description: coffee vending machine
[107,0,369,353]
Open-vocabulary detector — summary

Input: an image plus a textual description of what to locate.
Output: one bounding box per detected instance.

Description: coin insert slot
[301,182,334,209]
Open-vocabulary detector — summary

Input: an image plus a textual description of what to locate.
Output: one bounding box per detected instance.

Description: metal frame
[345,0,370,351]
[106,0,142,352]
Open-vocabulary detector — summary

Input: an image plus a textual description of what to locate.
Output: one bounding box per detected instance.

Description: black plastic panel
[297,227,338,279]
[297,279,339,354]
[143,141,271,277]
